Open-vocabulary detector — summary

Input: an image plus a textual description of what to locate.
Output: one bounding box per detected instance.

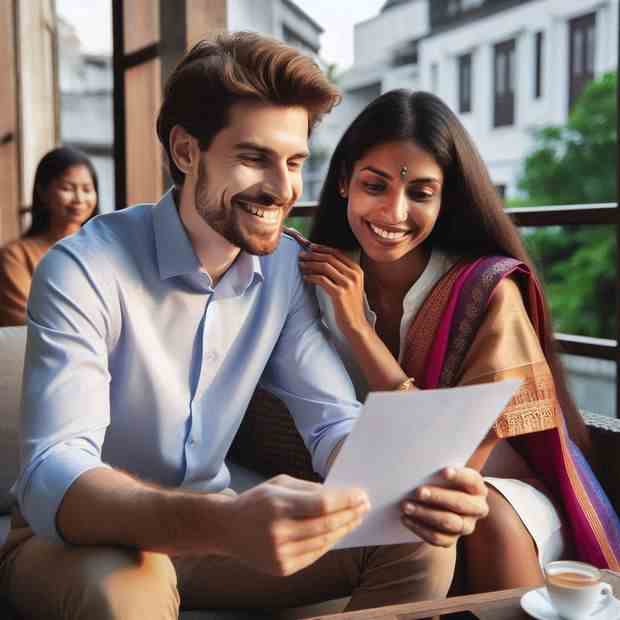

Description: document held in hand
[324,379,522,549]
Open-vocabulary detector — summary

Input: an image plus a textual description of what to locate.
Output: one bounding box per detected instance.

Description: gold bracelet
[395,377,415,391]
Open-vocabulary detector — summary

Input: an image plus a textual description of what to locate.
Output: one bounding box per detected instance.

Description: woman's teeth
[369,223,407,240]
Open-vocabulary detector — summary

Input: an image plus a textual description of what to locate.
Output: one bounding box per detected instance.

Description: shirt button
[205,351,219,363]
[188,438,196,447]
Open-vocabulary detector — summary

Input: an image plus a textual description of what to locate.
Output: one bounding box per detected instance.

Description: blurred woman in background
[0,146,99,326]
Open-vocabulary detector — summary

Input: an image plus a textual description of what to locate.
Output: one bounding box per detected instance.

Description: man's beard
[194,162,284,256]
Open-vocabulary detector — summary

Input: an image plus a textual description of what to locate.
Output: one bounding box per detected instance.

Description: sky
[55,0,385,71]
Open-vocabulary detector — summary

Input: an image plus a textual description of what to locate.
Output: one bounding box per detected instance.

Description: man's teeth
[369,223,407,240]
[240,202,280,223]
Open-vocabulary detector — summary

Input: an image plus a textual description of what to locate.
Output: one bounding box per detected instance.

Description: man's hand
[400,467,489,547]
[216,475,370,576]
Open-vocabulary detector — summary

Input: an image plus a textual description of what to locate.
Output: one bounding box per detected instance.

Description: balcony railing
[288,201,620,367]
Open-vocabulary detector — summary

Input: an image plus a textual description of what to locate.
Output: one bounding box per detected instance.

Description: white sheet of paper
[324,379,522,549]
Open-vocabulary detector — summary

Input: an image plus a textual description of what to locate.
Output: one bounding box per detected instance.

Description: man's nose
[263,165,294,205]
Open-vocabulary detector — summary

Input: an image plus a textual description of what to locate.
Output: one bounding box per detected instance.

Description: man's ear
[169,125,199,177]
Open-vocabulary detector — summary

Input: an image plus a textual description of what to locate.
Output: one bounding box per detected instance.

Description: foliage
[516,71,617,338]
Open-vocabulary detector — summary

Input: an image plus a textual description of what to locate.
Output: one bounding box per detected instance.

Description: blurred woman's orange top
[0,237,54,326]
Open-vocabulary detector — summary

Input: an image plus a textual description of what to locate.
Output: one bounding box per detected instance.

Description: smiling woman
[0,146,99,326]
[301,88,620,592]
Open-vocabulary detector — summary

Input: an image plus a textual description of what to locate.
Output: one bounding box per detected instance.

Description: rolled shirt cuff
[16,448,112,543]
[311,418,356,479]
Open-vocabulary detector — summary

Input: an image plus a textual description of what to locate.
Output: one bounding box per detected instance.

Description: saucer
[520,586,620,620]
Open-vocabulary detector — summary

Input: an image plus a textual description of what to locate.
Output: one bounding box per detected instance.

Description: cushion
[0,326,27,514]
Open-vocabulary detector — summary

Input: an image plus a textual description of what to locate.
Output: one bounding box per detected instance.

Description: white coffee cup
[544,560,613,620]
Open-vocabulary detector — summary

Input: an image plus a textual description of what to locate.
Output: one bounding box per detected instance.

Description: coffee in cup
[544,560,612,619]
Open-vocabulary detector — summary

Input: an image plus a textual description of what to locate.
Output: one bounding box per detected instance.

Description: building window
[430,62,439,93]
[569,13,595,110]
[493,38,516,127]
[534,31,544,99]
[458,53,472,113]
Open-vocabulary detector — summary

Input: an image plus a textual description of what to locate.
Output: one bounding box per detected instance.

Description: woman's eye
[363,182,385,193]
[409,190,434,202]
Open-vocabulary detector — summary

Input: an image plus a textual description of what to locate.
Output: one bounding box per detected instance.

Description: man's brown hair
[157,31,341,185]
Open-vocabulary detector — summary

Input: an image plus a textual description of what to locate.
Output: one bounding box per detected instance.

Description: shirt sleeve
[0,244,31,326]
[259,265,360,479]
[13,244,116,542]
[458,277,559,438]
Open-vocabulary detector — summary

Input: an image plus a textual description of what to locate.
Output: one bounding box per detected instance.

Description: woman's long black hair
[311,89,589,451]
[25,146,100,238]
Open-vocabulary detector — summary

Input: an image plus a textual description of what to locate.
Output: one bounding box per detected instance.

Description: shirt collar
[152,188,263,290]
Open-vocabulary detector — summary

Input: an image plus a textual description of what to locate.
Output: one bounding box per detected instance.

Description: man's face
[194,101,309,255]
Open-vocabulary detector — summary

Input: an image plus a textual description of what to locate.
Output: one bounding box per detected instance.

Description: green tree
[516,71,617,338]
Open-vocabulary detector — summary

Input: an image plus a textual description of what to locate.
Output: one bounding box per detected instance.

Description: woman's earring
[339,188,346,198]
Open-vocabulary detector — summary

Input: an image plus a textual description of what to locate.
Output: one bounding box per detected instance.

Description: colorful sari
[401,255,620,570]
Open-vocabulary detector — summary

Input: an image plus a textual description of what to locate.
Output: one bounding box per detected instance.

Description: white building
[312,0,619,200]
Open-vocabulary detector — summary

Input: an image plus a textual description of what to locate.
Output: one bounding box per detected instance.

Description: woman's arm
[299,243,411,391]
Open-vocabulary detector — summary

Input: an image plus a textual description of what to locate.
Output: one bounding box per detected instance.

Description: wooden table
[306,570,620,620]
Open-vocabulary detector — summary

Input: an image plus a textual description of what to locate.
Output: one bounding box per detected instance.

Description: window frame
[458,52,472,114]
[534,30,544,99]
[493,38,516,127]
[569,12,596,111]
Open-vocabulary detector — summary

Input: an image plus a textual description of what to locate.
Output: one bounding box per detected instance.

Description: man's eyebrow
[235,141,309,159]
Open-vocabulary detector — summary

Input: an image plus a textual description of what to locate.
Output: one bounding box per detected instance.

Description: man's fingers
[441,466,488,496]
[267,474,323,493]
[401,516,457,548]
[280,513,364,556]
[407,486,488,519]
[401,503,466,535]
[265,477,370,519]
[277,503,369,544]
[287,486,370,519]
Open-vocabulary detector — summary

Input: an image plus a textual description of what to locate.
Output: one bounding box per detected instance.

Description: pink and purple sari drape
[401,255,620,570]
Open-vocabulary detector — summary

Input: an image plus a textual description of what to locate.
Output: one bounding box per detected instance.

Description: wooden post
[0,0,20,245]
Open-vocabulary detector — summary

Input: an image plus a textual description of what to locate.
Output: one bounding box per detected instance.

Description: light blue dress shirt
[14,190,360,542]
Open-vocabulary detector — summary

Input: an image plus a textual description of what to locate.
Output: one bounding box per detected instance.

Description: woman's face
[44,164,97,230]
[345,140,443,264]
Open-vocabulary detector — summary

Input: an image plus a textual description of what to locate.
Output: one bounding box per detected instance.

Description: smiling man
[0,33,489,619]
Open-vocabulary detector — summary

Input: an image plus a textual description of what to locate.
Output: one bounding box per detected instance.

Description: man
[0,32,488,619]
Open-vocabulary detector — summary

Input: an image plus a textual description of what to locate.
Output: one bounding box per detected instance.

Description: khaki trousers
[0,509,455,620]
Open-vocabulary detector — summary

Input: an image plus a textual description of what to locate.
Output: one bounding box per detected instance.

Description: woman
[299,89,620,593]
[0,146,99,326]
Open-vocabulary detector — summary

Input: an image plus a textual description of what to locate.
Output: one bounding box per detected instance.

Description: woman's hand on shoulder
[299,243,370,338]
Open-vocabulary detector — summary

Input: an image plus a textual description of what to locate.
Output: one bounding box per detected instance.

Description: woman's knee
[465,486,531,551]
